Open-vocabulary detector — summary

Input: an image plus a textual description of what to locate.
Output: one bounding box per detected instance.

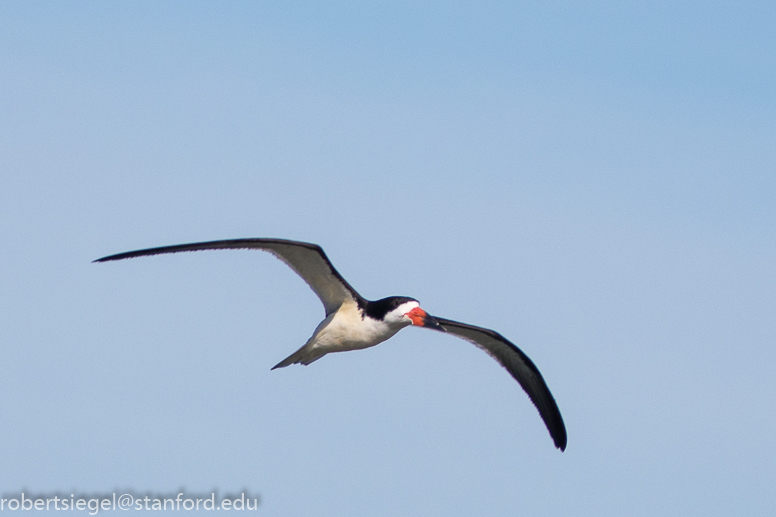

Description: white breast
[307,301,404,354]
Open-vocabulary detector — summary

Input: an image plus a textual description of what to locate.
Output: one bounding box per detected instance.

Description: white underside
[308,301,404,352]
[273,300,412,368]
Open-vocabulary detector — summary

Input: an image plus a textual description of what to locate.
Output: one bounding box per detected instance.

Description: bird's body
[272,297,417,368]
[95,238,567,451]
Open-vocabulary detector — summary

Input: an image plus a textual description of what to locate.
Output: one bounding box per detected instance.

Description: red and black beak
[406,307,443,329]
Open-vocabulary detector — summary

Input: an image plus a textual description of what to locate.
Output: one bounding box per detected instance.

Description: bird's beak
[407,307,443,329]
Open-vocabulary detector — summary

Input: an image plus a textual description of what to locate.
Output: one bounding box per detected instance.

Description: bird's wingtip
[555,432,568,451]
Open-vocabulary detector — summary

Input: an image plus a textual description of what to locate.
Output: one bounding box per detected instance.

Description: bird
[94,238,567,451]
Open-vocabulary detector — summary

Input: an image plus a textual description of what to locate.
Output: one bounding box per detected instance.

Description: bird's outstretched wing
[430,317,567,451]
[94,239,363,316]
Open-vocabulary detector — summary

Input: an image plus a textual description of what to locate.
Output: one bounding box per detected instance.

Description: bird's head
[369,297,442,329]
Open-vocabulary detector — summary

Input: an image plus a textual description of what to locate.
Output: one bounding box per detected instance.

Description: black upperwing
[94,238,364,316]
[430,317,567,451]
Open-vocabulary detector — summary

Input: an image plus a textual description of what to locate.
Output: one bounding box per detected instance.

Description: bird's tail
[271,344,325,370]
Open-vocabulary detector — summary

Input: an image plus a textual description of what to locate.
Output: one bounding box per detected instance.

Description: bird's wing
[430,317,567,451]
[94,238,363,316]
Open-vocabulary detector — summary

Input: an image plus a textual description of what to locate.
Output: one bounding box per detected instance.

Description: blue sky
[1,2,774,515]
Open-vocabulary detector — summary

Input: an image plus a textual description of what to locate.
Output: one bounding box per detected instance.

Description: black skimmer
[94,238,567,451]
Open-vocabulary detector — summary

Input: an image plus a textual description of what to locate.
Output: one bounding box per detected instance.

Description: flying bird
[94,238,567,451]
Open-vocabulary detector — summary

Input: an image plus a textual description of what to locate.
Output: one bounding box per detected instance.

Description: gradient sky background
[1,2,775,515]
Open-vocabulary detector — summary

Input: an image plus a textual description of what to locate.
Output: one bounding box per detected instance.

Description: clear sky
[1,2,774,515]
